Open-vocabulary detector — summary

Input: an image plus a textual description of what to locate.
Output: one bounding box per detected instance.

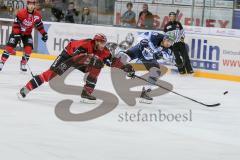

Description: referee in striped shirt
[164,12,193,74]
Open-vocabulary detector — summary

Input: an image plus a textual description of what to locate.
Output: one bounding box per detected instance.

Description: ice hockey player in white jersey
[119,31,175,104]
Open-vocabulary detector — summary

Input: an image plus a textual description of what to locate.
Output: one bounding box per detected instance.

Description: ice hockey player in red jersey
[0,0,48,72]
[18,33,135,103]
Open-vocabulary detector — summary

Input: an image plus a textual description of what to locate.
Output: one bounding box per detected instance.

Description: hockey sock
[21,46,32,64]
[25,69,57,91]
[83,66,101,94]
[21,54,30,65]
[1,51,10,63]
[26,75,44,91]
[84,76,97,94]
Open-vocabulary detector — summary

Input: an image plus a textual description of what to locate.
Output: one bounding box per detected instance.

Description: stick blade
[205,103,221,107]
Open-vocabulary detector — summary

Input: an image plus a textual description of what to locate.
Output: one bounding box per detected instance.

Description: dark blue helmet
[150,32,164,47]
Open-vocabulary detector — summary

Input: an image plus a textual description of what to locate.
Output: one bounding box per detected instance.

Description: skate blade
[80,98,96,104]
[139,98,153,104]
[20,71,28,75]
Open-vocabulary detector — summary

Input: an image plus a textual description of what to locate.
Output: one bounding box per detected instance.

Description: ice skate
[80,89,96,104]
[17,87,30,100]
[20,63,27,72]
[0,61,4,71]
[139,87,153,104]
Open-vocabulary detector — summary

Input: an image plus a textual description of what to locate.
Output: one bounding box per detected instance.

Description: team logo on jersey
[23,19,33,27]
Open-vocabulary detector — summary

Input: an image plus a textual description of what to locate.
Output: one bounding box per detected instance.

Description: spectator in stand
[137,3,153,29]
[51,7,64,22]
[0,0,25,18]
[120,2,136,27]
[35,1,41,10]
[50,0,68,22]
[65,2,79,23]
[0,1,8,18]
[75,0,97,23]
[237,0,240,8]
[39,0,56,21]
[81,7,92,24]
[75,0,95,8]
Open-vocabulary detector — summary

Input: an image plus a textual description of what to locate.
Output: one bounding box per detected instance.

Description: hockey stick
[25,59,35,77]
[134,74,220,107]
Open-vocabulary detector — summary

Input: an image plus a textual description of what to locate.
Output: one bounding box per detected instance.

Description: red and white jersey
[65,39,111,61]
[65,39,125,68]
[13,8,46,35]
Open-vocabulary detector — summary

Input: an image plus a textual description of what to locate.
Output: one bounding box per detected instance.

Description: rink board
[0,49,239,82]
[0,18,240,82]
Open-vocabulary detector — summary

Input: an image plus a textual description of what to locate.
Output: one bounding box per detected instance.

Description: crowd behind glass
[0,0,240,29]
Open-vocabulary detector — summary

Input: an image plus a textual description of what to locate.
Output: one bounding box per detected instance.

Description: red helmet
[27,0,36,4]
[93,33,107,43]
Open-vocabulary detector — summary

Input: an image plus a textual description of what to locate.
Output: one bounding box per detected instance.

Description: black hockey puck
[223,91,228,95]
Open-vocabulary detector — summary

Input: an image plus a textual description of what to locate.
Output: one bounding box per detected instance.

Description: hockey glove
[13,34,21,43]
[154,51,163,60]
[41,33,48,42]
[139,39,149,49]
[122,64,135,78]
[89,55,104,69]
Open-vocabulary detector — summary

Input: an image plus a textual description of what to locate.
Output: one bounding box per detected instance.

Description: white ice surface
[0,56,240,160]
